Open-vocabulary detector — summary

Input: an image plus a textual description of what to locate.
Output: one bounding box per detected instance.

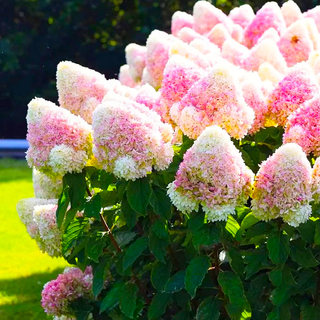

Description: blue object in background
[0,139,28,158]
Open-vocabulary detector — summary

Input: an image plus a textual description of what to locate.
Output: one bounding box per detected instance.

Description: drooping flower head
[56,61,108,124]
[284,95,320,156]
[33,168,63,199]
[125,43,147,81]
[267,63,318,126]
[92,96,173,180]
[170,62,254,139]
[252,143,312,227]
[229,4,255,29]
[41,267,93,318]
[278,20,314,67]
[168,126,254,221]
[281,1,302,27]
[26,98,92,176]
[244,2,286,48]
[171,11,194,36]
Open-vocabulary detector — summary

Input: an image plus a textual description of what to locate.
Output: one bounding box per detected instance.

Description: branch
[100,213,122,253]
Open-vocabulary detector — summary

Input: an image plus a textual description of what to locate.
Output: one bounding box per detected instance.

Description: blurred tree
[0,0,318,138]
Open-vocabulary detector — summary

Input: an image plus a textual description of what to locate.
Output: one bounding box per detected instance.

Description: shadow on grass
[0,268,65,320]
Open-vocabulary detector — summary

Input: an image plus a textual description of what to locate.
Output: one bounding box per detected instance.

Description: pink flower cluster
[41,267,93,318]
[26,98,92,176]
[168,126,254,221]
[16,198,61,256]
[252,143,313,226]
[92,95,173,180]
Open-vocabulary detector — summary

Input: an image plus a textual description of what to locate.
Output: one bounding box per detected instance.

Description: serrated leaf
[185,256,210,298]
[151,262,171,291]
[267,233,290,264]
[114,231,136,248]
[123,237,148,270]
[56,187,70,228]
[86,234,106,263]
[120,283,138,319]
[196,296,220,320]
[148,293,171,320]
[150,186,172,219]
[165,270,185,293]
[100,283,123,313]
[127,177,151,214]
[84,194,101,219]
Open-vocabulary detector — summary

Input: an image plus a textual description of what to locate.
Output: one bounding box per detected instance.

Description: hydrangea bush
[17,1,320,319]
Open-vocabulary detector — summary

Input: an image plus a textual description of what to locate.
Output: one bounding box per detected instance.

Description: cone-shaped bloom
[16,198,57,239]
[146,30,172,89]
[168,126,254,221]
[244,2,286,48]
[258,62,283,84]
[229,4,255,29]
[244,39,287,72]
[258,28,280,43]
[41,267,93,318]
[311,157,320,203]
[92,97,173,180]
[267,63,318,126]
[161,56,204,110]
[193,1,232,34]
[171,11,194,36]
[207,23,231,49]
[135,84,159,110]
[252,143,312,227]
[26,98,92,176]
[304,6,320,32]
[222,38,249,66]
[125,43,147,81]
[278,20,314,67]
[284,96,320,156]
[56,61,108,124]
[176,27,202,43]
[118,64,137,88]
[241,74,269,134]
[189,38,220,56]
[33,168,62,199]
[170,63,254,139]
[281,1,302,26]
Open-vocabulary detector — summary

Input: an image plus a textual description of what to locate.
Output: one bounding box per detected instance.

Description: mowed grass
[0,158,67,320]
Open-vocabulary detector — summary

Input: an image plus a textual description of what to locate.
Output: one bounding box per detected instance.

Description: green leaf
[271,285,291,306]
[151,220,168,240]
[244,247,269,279]
[93,257,108,297]
[149,230,168,263]
[150,186,172,219]
[64,172,87,209]
[185,256,210,298]
[100,283,123,313]
[228,247,244,275]
[165,270,185,293]
[127,177,152,214]
[298,220,315,244]
[100,190,119,207]
[121,196,137,228]
[151,262,171,291]
[314,220,320,245]
[218,271,251,320]
[290,240,319,268]
[148,293,171,320]
[90,169,114,189]
[196,296,220,320]
[192,224,219,249]
[123,237,148,270]
[114,231,136,248]
[267,233,290,264]
[86,234,106,263]
[300,305,320,320]
[84,194,101,219]
[225,215,240,238]
[240,212,259,230]
[56,187,70,228]
[120,283,138,319]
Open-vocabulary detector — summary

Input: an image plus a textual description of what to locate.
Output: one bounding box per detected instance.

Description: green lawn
[0,159,68,320]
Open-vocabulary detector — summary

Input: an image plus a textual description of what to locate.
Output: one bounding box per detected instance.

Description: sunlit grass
[0,159,67,319]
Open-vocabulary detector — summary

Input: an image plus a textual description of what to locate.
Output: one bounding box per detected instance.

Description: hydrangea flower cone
[229,4,255,29]
[267,63,318,126]
[168,126,254,222]
[252,143,312,226]
[33,168,63,199]
[26,98,92,176]
[56,61,108,123]
[281,1,302,27]
[284,95,320,156]
[125,43,147,81]
[92,97,173,180]
[170,63,254,139]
